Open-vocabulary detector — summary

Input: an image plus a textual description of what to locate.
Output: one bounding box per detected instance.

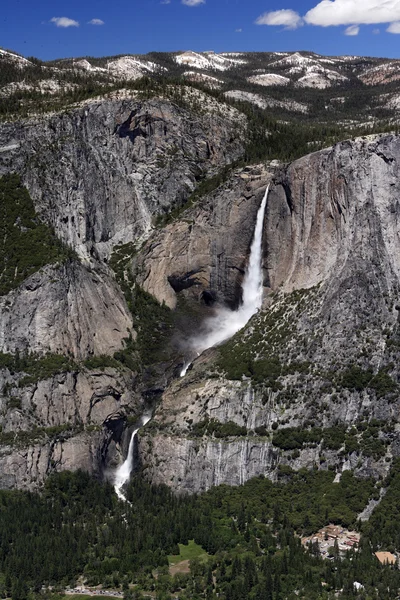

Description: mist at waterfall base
[114,414,151,501]
[180,186,269,377]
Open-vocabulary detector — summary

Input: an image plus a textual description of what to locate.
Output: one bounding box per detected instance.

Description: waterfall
[114,415,151,501]
[115,185,269,498]
[180,361,192,378]
[240,184,269,319]
[183,185,269,359]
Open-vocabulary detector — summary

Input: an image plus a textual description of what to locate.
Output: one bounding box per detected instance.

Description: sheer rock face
[0,94,245,489]
[0,96,245,262]
[135,165,271,309]
[139,134,400,493]
[264,135,400,368]
[0,367,143,490]
[139,359,395,494]
[139,372,280,493]
[0,433,100,490]
[0,261,131,359]
[264,135,400,293]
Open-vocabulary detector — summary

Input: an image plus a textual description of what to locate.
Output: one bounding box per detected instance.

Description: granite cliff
[2,84,400,494]
[139,134,400,493]
[0,91,245,261]
[0,90,245,489]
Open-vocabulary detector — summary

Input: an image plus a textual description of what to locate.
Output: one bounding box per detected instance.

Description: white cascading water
[114,415,151,501]
[180,184,269,375]
[116,185,269,497]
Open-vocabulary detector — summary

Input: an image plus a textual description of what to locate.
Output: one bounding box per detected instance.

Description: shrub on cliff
[0,173,75,295]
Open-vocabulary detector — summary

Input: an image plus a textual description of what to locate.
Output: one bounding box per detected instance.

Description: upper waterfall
[240,184,269,319]
[182,185,269,363]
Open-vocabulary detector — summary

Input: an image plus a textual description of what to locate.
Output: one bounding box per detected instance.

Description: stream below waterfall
[114,185,269,499]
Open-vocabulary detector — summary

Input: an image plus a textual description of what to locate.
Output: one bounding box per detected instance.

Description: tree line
[1,462,400,599]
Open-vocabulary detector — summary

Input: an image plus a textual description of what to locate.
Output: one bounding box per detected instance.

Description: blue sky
[2,0,400,61]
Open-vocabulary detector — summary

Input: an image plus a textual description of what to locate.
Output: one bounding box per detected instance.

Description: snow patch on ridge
[247,73,290,87]
[175,50,246,71]
[225,90,308,113]
[0,48,32,67]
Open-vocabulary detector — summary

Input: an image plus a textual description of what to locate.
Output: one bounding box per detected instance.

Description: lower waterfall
[114,415,151,501]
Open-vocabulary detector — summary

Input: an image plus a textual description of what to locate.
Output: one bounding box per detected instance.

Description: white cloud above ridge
[255,9,303,29]
[88,18,104,25]
[50,17,79,28]
[345,24,359,36]
[304,0,400,26]
[182,0,205,6]
[256,0,400,35]
[387,21,400,33]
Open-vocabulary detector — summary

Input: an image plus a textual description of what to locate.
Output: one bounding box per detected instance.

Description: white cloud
[387,21,400,32]
[50,16,79,28]
[344,24,359,35]
[255,0,400,35]
[255,9,303,29]
[305,0,400,27]
[182,0,205,6]
[235,28,242,32]
[161,0,171,4]
[88,18,104,25]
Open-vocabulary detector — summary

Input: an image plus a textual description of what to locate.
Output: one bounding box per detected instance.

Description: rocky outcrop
[0,260,132,358]
[0,365,143,490]
[0,89,247,489]
[135,164,272,309]
[0,431,102,490]
[139,133,400,493]
[0,92,245,261]
[0,367,138,432]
